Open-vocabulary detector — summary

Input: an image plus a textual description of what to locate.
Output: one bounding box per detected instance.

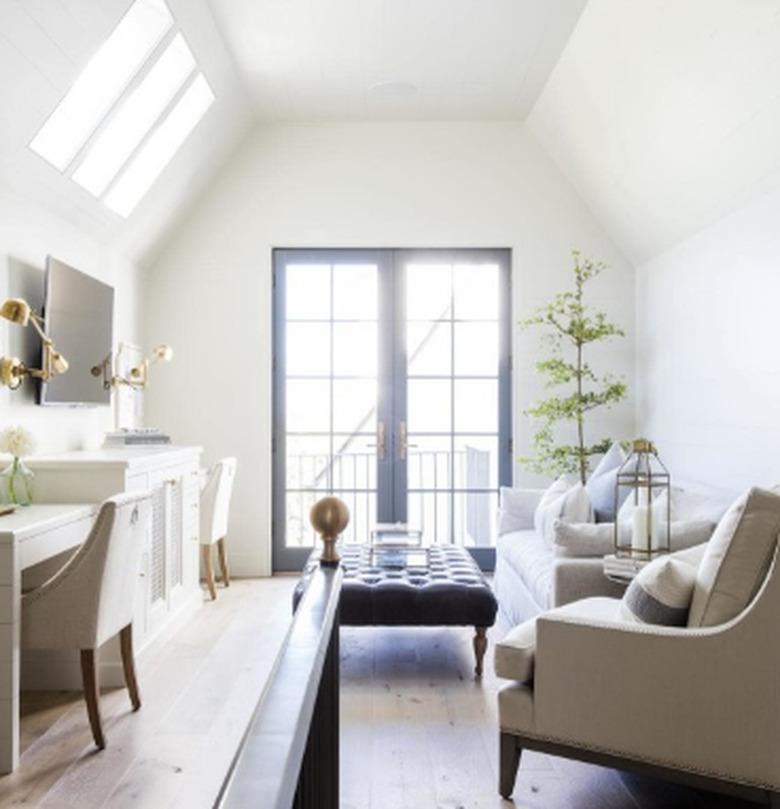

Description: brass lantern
[614,439,671,559]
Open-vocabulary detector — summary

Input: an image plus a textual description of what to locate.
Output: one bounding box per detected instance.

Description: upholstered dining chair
[200,457,237,600]
[21,490,152,750]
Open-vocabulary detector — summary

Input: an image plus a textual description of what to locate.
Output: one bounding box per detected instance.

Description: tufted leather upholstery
[295,544,497,628]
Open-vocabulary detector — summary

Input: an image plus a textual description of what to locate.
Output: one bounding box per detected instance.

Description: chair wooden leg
[202,544,217,600]
[473,626,488,678]
[80,649,105,750]
[217,537,230,587]
[120,624,141,711]
[499,731,521,799]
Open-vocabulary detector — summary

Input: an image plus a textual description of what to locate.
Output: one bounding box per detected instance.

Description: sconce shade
[0,297,68,389]
[0,298,32,326]
[0,357,24,389]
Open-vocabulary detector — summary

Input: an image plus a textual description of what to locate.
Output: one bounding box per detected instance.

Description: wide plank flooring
[0,577,757,808]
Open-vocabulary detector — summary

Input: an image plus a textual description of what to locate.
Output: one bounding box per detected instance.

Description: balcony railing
[285,448,496,548]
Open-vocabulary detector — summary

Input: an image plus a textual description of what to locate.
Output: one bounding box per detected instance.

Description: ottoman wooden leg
[473,626,488,678]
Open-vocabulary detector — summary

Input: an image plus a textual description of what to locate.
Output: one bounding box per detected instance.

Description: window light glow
[29,0,173,171]
[104,74,214,217]
[72,34,196,196]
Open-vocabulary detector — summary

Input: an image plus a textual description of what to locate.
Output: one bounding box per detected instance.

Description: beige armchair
[495,486,780,807]
[22,491,151,750]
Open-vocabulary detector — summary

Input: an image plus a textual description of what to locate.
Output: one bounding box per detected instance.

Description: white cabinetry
[28,447,202,671]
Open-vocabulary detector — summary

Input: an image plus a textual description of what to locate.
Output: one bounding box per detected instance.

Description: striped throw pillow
[619,555,697,626]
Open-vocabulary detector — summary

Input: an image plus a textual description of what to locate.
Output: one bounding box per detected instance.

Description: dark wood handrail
[214,564,343,809]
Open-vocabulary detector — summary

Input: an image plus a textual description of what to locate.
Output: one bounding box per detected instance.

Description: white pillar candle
[632,504,650,552]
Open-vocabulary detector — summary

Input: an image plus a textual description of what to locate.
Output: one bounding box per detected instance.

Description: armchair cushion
[619,555,698,626]
[688,487,780,627]
[495,597,621,683]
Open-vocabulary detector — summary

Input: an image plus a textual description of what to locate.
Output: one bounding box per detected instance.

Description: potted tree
[521,250,627,485]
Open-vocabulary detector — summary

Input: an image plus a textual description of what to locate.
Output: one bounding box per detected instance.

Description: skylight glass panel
[104,74,214,217]
[72,34,196,197]
[29,0,173,171]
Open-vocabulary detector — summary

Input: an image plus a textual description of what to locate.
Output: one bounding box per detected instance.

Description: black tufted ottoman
[294,544,498,677]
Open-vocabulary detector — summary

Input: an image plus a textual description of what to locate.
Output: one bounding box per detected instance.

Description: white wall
[0,186,144,455]
[637,186,780,492]
[145,121,636,575]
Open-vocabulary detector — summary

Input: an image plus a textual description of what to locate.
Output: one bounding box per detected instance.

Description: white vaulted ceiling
[205,0,588,121]
[527,0,780,264]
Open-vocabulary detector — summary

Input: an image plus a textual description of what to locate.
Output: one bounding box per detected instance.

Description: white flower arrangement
[0,425,37,459]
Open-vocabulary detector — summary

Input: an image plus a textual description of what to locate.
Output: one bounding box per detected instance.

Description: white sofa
[494,480,735,626]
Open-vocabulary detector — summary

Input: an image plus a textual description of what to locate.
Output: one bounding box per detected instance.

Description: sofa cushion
[553,520,614,557]
[496,530,554,610]
[534,477,593,544]
[497,486,542,535]
[688,487,780,627]
[619,555,697,626]
[585,442,626,522]
[553,518,714,558]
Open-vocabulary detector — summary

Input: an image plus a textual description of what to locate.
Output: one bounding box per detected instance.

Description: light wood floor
[0,577,756,808]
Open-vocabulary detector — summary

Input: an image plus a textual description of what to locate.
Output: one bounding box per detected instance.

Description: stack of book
[104,428,171,447]
[603,553,648,581]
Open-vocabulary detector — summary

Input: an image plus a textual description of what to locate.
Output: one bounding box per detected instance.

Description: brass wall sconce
[91,342,173,390]
[0,298,69,390]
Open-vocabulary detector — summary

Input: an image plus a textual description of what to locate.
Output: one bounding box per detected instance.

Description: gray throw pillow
[585,443,626,522]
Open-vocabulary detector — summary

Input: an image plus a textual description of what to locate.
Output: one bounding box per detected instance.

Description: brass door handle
[399,421,417,461]
[367,421,387,461]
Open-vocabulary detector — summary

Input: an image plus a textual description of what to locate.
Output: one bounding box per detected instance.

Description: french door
[272,248,511,571]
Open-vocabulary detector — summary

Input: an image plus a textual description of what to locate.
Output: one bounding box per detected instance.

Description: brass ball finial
[310,496,350,567]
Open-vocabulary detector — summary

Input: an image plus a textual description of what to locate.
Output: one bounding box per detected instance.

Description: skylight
[28,0,214,217]
[104,75,214,217]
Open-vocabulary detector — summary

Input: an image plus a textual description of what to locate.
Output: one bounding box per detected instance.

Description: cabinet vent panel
[151,485,166,602]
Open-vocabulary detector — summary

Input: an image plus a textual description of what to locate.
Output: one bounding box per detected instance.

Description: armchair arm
[551,558,626,606]
[532,583,780,788]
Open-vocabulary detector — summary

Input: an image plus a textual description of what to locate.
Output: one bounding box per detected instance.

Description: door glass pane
[287,323,331,376]
[407,491,451,547]
[452,436,498,489]
[286,490,318,548]
[286,264,331,319]
[407,321,451,376]
[286,379,330,432]
[332,379,376,433]
[330,436,377,489]
[406,264,452,320]
[333,264,378,320]
[453,379,497,433]
[333,323,378,376]
[406,435,452,489]
[407,378,452,433]
[286,435,331,490]
[454,322,497,376]
[453,491,498,548]
[453,263,498,319]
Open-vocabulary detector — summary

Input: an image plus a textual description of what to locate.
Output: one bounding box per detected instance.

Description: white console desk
[0,503,98,773]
